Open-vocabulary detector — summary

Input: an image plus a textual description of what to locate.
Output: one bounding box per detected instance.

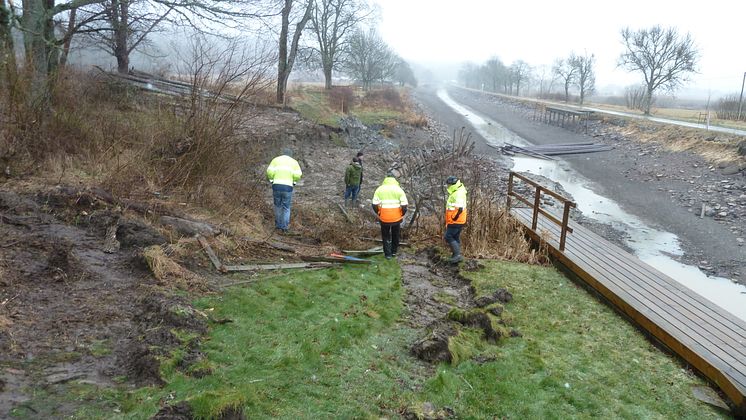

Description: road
[459,86,746,137]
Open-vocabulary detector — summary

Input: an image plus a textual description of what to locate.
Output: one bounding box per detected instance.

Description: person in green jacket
[266,148,302,233]
[344,157,363,206]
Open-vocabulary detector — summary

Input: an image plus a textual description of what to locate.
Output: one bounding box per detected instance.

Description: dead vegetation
[394,127,545,263]
[602,117,745,165]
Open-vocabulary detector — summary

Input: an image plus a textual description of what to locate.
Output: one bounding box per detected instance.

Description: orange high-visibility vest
[372,177,408,223]
[445,180,467,225]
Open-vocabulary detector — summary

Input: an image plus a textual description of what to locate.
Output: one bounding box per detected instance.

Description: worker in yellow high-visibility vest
[266,148,302,233]
[444,176,467,263]
[372,170,408,259]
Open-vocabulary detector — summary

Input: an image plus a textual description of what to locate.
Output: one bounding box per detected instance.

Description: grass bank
[289,85,426,131]
[59,259,727,419]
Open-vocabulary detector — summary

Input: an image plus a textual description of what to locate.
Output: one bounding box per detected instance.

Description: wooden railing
[507,171,576,251]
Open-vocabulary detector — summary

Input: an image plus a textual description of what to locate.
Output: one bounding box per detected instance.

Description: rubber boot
[448,241,463,264]
[383,240,393,259]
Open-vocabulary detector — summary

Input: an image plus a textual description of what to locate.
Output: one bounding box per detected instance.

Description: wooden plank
[517,218,746,410]
[222,262,333,272]
[520,208,746,341]
[196,234,226,273]
[510,207,746,413]
[517,208,746,348]
[337,202,354,224]
[300,256,372,264]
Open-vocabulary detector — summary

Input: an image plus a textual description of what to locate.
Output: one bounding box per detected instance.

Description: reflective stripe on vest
[373,177,408,223]
[267,155,302,187]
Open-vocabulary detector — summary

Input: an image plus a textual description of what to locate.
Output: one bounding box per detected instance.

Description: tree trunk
[644,88,653,115]
[113,0,130,74]
[276,0,312,104]
[59,7,76,68]
[323,60,332,90]
[24,0,53,109]
[276,0,290,104]
[0,0,17,88]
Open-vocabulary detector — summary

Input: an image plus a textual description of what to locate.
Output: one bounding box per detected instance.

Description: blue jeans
[272,185,293,230]
[344,184,360,201]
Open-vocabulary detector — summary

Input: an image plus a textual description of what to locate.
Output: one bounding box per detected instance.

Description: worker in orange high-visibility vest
[371,170,408,259]
[444,176,467,263]
[266,148,302,233]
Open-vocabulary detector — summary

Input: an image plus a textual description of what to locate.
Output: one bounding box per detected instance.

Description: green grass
[291,87,406,131]
[42,259,728,419]
[421,261,729,419]
[291,89,343,128]
[352,108,402,127]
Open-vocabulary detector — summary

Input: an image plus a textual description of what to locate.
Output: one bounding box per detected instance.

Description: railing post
[506,172,514,211]
[559,201,571,251]
[531,187,541,230]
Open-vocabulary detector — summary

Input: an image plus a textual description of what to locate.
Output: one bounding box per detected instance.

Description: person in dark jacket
[344,157,363,206]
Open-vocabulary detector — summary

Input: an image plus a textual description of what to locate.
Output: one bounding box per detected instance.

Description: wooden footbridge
[507,171,746,416]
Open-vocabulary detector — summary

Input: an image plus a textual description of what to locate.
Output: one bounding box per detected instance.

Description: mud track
[0,188,205,417]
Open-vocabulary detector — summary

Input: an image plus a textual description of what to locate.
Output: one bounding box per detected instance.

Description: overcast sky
[373,0,746,97]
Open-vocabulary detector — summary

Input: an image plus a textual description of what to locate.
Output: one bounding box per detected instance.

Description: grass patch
[420,260,729,418]
[291,88,344,128]
[290,86,411,132]
[64,259,728,419]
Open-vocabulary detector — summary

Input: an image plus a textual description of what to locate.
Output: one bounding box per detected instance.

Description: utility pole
[738,71,746,121]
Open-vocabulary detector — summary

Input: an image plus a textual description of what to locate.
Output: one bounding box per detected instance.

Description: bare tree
[457,62,480,89]
[14,0,268,111]
[509,60,531,96]
[394,58,416,87]
[552,56,577,103]
[483,56,505,92]
[277,0,312,104]
[534,64,555,99]
[618,25,698,115]
[342,27,395,90]
[574,52,595,106]
[307,0,370,89]
[0,0,16,88]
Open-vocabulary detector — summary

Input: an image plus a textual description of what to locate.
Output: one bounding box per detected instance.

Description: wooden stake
[196,235,226,272]
[337,202,353,224]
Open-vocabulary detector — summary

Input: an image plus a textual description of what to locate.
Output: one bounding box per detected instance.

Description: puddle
[437,89,746,321]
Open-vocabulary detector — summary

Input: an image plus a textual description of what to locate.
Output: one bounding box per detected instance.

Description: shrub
[327,86,355,113]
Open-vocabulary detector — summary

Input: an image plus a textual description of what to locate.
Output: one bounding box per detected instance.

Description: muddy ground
[0,97,496,418]
[7,83,696,417]
[415,85,746,284]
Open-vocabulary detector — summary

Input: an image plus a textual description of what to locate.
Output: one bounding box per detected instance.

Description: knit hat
[282,148,293,157]
[446,176,458,185]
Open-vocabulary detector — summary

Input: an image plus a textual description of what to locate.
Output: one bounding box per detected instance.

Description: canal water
[437,88,746,321]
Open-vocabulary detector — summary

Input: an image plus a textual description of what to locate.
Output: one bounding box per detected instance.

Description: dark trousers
[380,222,401,256]
[444,224,464,244]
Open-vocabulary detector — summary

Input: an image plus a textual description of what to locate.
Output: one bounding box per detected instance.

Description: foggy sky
[373,0,746,98]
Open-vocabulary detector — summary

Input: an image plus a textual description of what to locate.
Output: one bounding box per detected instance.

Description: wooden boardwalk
[511,206,746,416]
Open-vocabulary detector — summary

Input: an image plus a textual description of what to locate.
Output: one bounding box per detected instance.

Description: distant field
[587,101,746,130]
